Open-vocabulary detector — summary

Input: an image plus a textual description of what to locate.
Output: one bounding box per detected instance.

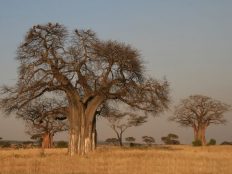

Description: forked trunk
[68,95,103,156]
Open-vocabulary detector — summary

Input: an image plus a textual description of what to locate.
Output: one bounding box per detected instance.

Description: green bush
[55,141,68,148]
[192,140,202,146]
[207,139,216,145]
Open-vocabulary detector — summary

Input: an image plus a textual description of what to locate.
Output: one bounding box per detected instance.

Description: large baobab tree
[170,95,230,145]
[0,23,170,156]
[19,98,68,148]
[105,109,147,146]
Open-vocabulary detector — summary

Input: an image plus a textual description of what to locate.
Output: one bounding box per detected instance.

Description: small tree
[142,136,155,146]
[19,98,68,148]
[125,136,136,146]
[170,95,230,145]
[161,133,180,145]
[105,109,147,146]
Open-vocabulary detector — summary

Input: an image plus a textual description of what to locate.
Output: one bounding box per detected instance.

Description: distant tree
[125,137,136,143]
[142,136,155,146]
[170,95,230,145]
[105,109,147,146]
[125,136,136,147]
[161,133,180,145]
[220,141,232,145]
[19,98,68,149]
[0,137,2,140]
[105,138,119,145]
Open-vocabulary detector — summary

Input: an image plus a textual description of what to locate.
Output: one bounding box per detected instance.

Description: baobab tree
[0,23,170,156]
[170,95,230,145]
[20,98,68,148]
[105,109,147,146]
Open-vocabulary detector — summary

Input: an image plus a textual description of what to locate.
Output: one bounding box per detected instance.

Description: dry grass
[0,145,231,174]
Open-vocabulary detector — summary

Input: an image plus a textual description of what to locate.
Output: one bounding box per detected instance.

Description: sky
[0,0,232,144]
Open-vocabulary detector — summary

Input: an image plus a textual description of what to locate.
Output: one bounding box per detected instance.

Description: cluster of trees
[0,23,170,156]
[105,135,155,146]
[0,23,230,156]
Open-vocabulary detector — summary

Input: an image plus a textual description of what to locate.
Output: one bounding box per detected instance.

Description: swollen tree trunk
[42,132,53,148]
[68,94,103,156]
[201,126,207,145]
[68,99,80,156]
[193,126,207,146]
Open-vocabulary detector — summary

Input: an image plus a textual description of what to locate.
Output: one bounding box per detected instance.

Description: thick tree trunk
[193,126,207,146]
[201,126,207,145]
[67,94,103,156]
[42,132,53,148]
[68,101,80,156]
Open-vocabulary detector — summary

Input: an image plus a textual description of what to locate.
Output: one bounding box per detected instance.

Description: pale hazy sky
[0,0,232,144]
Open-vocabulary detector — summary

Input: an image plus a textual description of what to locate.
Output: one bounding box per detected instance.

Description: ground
[0,145,231,174]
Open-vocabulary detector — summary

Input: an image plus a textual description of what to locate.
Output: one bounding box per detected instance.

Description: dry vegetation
[0,145,231,174]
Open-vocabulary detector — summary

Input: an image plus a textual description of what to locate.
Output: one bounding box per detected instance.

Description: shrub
[1,142,11,148]
[207,139,216,145]
[192,140,202,146]
[220,141,232,145]
[55,141,68,148]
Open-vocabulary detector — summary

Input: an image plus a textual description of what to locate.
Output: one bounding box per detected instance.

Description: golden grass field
[0,145,231,174]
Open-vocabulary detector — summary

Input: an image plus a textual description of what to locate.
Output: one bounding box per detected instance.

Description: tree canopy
[0,23,170,155]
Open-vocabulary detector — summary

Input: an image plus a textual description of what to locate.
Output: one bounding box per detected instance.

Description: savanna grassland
[0,145,231,174]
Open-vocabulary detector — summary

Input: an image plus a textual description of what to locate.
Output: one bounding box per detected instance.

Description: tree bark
[42,132,53,148]
[193,126,207,146]
[67,95,103,156]
[68,98,80,156]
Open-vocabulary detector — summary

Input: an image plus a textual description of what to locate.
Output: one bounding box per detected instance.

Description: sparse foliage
[105,138,119,145]
[142,136,155,146]
[170,95,230,145]
[125,136,136,143]
[105,109,147,146]
[0,23,170,155]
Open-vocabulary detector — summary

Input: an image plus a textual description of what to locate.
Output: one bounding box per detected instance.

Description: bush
[192,140,202,146]
[221,141,232,145]
[207,139,216,145]
[55,141,68,148]
[1,142,11,148]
